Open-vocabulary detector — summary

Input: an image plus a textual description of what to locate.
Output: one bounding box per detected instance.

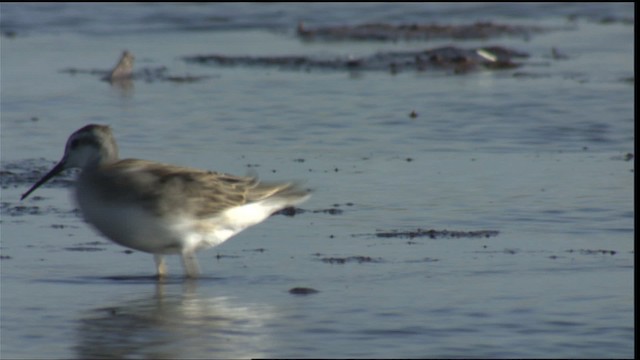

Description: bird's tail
[249,180,311,210]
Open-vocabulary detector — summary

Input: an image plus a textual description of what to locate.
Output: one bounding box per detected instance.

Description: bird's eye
[70,139,80,149]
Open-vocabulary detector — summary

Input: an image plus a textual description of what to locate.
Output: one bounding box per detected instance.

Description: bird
[105,50,134,82]
[21,124,310,278]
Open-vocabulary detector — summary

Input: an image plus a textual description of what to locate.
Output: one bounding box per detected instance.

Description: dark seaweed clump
[296,21,546,42]
[373,228,500,239]
[289,287,320,295]
[317,255,383,264]
[567,249,617,255]
[274,204,350,217]
[1,159,76,190]
[184,45,528,74]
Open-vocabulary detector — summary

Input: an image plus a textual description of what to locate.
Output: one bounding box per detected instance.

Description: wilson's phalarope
[21,124,310,278]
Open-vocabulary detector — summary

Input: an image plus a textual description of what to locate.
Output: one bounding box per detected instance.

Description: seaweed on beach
[184,45,528,74]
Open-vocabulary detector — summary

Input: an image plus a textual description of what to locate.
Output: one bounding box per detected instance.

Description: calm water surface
[0,3,634,359]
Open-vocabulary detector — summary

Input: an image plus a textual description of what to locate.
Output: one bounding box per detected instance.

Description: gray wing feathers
[89,159,310,218]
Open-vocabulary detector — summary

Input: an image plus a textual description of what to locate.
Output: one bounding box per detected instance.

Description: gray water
[0,3,634,359]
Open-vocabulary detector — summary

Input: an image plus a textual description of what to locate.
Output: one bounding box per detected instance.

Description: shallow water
[0,3,634,359]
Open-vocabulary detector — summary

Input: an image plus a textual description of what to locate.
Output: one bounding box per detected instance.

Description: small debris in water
[550,47,570,60]
[273,206,303,217]
[1,30,17,38]
[1,203,42,216]
[405,257,440,263]
[567,249,617,255]
[1,159,76,190]
[289,287,319,295]
[273,205,347,217]
[318,255,383,264]
[361,228,500,239]
[64,246,105,252]
[610,153,634,161]
[315,208,343,215]
[215,253,241,259]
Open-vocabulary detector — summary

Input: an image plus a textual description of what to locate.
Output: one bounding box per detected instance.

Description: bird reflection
[75,280,275,359]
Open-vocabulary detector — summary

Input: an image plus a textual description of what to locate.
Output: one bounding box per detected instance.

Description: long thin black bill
[20,160,66,200]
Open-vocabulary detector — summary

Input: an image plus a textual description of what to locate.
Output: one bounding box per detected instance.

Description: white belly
[74,186,233,255]
[73,177,299,255]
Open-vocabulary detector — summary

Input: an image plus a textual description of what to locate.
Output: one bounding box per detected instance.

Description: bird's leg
[181,252,201,279]
[154,254,167,279]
